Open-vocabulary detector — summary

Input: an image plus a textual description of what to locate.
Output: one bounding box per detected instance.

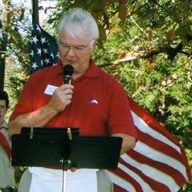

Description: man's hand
[47,84,74,113]
[8,84,74,137]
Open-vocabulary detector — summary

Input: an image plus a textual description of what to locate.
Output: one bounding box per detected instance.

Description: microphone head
[63,64,74,76]
[63,64,74,84]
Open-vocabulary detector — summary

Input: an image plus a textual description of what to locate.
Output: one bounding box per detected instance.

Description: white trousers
[28,167,98,192]
[18,168,113,192]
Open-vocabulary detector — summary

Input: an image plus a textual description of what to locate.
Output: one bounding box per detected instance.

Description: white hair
[57,8,99,41]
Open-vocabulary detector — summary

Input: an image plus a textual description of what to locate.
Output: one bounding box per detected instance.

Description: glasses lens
[60,43,70,52]
[73,46,86,54]
[59,40,92,54]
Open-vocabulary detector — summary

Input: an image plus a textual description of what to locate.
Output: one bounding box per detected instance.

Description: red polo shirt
[10,59,137,137]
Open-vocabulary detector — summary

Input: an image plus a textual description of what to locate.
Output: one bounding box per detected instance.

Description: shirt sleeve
[9,75,35,122]
[108,79,137,138]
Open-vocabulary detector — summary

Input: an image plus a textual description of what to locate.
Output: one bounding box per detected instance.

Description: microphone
[63,64,74,84]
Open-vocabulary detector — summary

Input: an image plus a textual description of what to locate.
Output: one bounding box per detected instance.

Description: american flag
[108,97,191,192]
[30,21,59,74]
[29,22,191,192]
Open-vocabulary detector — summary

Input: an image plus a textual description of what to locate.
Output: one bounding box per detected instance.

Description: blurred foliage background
[1,0,192,191]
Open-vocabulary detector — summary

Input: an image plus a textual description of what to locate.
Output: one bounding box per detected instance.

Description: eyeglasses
[58,39,94,55]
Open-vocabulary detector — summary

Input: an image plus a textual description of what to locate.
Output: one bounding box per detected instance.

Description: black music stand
[12,127,122,192]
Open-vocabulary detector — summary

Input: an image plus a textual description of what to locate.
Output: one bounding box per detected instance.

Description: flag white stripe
[131,111,181,153]
[107,171,136,192]
[118,162,154,191]
[121,153,180,192]
[133,141,188,180]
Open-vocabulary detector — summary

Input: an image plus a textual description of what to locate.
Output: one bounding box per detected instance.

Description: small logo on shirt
[89,98,98,104]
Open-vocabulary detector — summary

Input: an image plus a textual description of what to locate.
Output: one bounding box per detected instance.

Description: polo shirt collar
[56,58,100,79]
[0,120,8,130]
[83,58,100,78]
[55,59,64,77]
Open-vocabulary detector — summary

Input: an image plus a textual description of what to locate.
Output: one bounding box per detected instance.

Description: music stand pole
[61,158,71,192]
[63,170,67,192]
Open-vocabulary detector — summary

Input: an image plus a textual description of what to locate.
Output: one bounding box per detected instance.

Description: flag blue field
[30,21,59,74]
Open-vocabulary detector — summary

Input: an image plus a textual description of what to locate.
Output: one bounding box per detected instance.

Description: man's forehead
[0,100,6,106]
[59,24,91,43]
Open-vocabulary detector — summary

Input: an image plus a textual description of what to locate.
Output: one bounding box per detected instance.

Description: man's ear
[90,40,96,52]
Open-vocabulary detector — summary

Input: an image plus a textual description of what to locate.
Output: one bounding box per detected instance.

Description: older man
[9,8,137,192]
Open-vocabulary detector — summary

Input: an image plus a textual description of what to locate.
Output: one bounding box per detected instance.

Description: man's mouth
[66,59,76,63]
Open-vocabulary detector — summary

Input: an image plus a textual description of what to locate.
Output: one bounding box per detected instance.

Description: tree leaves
[2,2,192,190]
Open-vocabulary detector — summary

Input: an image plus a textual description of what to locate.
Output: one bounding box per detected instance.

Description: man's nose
[67,47,76,56]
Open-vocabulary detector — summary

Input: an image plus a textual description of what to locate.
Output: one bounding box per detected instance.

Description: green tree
[1,0,31,111]
[3,0,192,191]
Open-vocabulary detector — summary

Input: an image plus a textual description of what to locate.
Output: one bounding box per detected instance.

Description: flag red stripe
[110,146,185,191]
[128,97,191,180]
[128,97,182,145]
[113,184,127,192]
[117,160,172,192]
[135,128,184,160]
[125,150,187,186]
[110,166,144,192]
[110,163,171,191]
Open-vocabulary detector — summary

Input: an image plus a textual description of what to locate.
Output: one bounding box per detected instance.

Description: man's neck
[0,120,8,129]
[0,120,4,127]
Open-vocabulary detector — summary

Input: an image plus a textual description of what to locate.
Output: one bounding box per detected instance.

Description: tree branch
[140,33,192,60]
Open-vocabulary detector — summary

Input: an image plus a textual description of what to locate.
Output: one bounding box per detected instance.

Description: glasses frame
[58,39,95,55]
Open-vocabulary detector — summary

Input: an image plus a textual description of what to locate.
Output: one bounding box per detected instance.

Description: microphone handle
[64,75,72,84]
